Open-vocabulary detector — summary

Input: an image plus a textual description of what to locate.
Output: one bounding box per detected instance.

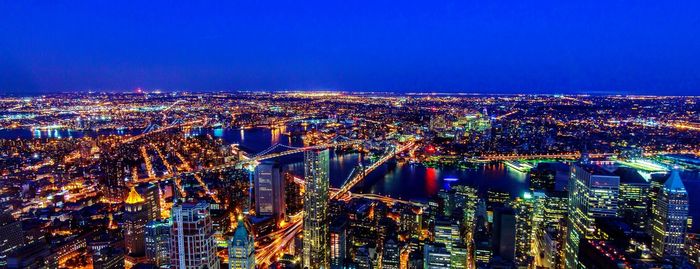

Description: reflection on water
[357,161,530,201]
[4,126,700,229]
[0,128,142,139]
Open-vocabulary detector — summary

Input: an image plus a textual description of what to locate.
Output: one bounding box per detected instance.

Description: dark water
[224,127,529,201]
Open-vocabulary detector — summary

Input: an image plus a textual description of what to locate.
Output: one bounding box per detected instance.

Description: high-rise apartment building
[302,149,330,269]
[170,202,219,269]
[330,218,347,269]
[382,238,400,269]
[137,182,162,221]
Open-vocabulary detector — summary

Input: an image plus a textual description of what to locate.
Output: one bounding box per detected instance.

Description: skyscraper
[137,182,162,222]
[564,163,620,269]
[491,207,516,262]
[229,217,255,269]
[651,169,689,257]
[615,167,651,229]
[433,218,459,253]
[170,202,219,269]
[0,215,24,267]
[302,149,330,269]
[450,243,467,269]
[100,155,130,202]
[529,163,556,192]
[513,195,535,267]
[330,218,348,269]
[284,171,303,215]
[254,162,285,221]
[124,186,148,257]
[145,219,171,268]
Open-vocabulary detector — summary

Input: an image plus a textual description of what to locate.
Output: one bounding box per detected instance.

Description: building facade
[145,219,171,268]
[302,149,330,269]
[254,162,285,221]
[229,217,255,269]
[564,163,620,269]
[170,202,219,269]
[124,186,148,257]
[651,169,689,257]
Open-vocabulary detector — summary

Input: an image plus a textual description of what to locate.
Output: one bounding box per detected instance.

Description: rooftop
[125,186,145,204]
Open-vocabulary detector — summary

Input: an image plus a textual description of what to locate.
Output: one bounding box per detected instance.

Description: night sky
[1,1,700,95]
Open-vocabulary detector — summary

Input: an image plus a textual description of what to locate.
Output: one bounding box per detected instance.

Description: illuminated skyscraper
[513,195,535,267]
[450,243,467,269]
[170,202,219,269]
[124,186,148,257]
[615,167,650,229]
[254,162,285,221]
[564,164,619,269]
[433,218,459,253]
[651,169,689,257]
[100,155,130,202]
[284,171,303,215]
[229,217,255,269]
[302,149,330,269]
[533,191,567,269]
[145,219,171,267]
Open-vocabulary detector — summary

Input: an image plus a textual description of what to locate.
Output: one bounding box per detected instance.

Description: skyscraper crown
[125,186,145,204]
[663,168,686,193]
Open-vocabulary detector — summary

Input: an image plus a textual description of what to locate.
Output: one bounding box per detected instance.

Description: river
[3,126,700,230]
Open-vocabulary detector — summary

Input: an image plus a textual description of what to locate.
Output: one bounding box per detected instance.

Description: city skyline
[0,92,698,268]
[1,2,700,268]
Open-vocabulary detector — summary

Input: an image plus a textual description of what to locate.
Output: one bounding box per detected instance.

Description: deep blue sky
[1,1,700,95]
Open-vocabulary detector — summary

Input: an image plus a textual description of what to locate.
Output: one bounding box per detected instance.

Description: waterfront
[3,126,700,228]
[218,127,700,230]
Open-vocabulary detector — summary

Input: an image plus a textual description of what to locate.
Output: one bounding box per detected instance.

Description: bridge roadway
[475,149,700,161]
[475,152,613,161]
[331,141,417,199]
[149,140,363,201]
[255,141,418,265]
[210,140,363,172]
